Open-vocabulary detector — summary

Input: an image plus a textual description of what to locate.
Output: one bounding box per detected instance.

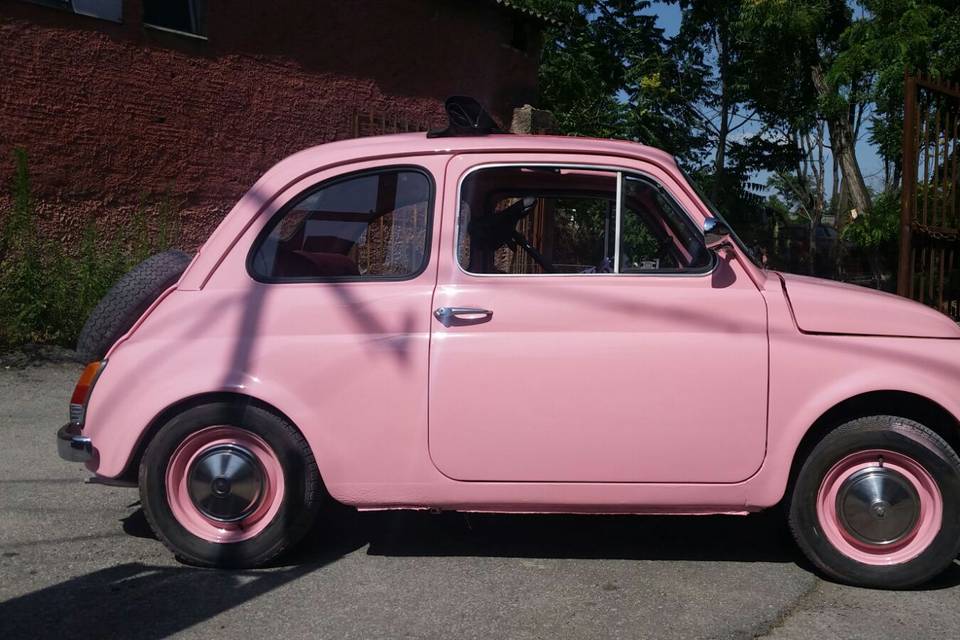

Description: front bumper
[57,423,93,462]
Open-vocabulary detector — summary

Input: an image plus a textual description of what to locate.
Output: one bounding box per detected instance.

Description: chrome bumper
[57,423,93,462]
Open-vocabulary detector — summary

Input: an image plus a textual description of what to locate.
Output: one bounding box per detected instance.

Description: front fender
[745,333,960,507]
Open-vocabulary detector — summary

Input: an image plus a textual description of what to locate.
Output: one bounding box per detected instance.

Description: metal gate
[898,73,960,319]
[351,110,432,138]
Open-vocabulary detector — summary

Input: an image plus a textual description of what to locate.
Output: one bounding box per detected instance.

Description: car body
[58,131,960,585]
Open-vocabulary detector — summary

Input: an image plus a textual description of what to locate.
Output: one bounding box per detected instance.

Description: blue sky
[647,2,886,194]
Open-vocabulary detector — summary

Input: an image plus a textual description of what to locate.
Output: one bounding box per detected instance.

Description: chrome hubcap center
[836,466,920,546]
[187,444,264,522]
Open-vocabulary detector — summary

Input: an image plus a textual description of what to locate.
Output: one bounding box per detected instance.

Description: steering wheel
[468,198,557,273]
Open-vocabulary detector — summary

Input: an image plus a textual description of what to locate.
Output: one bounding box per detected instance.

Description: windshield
[675,160,762,268]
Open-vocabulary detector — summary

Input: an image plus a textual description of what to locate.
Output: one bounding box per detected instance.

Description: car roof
[273,132,678,175]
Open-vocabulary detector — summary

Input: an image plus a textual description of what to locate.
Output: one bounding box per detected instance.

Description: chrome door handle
[434,307,493,326]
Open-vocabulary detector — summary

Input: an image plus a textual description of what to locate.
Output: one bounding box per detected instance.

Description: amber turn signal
[70,360,106,408]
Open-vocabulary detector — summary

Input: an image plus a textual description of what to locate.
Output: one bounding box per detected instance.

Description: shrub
[841,190,901,252]
[0,149,179,352]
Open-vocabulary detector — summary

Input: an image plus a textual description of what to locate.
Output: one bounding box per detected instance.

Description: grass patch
[0,149,180,351]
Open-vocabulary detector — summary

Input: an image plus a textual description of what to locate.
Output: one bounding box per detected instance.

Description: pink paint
[165,426,285,543]
[816,449,942,565]
[779,272,959,338]
[69,132,959,532]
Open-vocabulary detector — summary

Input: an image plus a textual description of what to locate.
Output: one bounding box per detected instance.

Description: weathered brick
[0,0,540,249]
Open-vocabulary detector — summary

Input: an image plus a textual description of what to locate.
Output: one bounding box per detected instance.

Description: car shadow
[297,502,798,563]
[279,501,960,592]
[6,504,958,639]
[129,499,960,589]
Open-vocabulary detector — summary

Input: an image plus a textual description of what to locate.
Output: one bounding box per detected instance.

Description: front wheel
[139,402,322,568]
[789,416,960,588]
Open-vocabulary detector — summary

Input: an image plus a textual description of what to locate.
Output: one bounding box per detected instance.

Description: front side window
[458,166,710,275]
[619,175,712,273]
[250,168,432,281]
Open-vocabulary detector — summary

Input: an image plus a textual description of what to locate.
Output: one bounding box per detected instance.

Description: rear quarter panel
[84,155,449,486]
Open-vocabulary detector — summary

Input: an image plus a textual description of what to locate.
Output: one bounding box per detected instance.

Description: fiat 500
[57,121,960,589]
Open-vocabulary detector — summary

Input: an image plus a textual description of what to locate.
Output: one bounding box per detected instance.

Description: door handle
[434,306,493,326]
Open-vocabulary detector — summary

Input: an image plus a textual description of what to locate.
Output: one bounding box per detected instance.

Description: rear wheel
[140,402,321,568]
[789,416,960,588]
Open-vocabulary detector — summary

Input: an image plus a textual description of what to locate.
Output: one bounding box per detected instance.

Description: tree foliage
[516,0,960,281]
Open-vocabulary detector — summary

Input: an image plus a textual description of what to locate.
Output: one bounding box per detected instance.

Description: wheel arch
[786,390,960,493]
[116,391,321,485]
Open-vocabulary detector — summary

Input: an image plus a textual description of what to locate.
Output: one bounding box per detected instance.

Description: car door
[428,153,768,483]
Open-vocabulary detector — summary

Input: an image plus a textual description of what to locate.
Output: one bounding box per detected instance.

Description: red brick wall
[0,0,539,248]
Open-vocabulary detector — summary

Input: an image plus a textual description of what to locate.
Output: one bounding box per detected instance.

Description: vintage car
[57,106,960,589]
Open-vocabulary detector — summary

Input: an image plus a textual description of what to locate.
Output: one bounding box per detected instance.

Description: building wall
[0,0,540,247]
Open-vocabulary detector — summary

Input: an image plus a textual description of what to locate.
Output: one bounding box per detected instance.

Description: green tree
[836,0,960,183]
[740,0,873,217]
[536,1,709,161]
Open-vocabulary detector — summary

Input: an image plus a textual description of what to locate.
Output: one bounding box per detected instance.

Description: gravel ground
[1,363,958,639]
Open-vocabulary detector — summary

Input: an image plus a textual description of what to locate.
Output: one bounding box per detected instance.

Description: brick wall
[0,0,540,248]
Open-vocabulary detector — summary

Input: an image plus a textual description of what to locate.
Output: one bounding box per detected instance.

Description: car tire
[75,250,192,363]
[139,401,322,568]
[789,416,960,588]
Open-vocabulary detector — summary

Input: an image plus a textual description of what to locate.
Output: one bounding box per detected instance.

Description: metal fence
[350,111,432,138]
[898,73,960,319]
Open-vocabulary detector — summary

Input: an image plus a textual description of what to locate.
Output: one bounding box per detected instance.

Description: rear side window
[250,168,433,281]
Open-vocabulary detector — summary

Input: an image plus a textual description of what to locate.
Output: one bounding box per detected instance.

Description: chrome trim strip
[452,162,717,279]
[613,171,623,273]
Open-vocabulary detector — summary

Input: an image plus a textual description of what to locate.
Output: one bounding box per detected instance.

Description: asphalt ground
[1,363,958,639]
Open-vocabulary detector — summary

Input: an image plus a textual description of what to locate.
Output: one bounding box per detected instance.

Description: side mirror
[703,217,733,250]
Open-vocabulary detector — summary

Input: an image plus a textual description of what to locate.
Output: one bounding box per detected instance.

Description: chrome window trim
[453,162,717,279]
[613,171,623,273]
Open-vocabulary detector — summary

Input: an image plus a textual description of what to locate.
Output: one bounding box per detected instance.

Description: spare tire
[76,250,192,363]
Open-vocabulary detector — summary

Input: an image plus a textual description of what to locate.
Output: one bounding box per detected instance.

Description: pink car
[57,111,960,589]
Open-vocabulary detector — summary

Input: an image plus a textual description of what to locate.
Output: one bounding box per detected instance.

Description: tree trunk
[811,66,873,217]
[711,21,731,204]
[712,97,729,202]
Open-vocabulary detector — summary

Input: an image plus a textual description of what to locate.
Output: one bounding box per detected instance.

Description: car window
[458,167,618,275]
[457,166,710,275]
[620,176,712,273]
[250,168,432,281]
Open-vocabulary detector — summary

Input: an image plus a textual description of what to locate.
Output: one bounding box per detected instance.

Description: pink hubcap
[816,449,942,565]
[165,426,285,543]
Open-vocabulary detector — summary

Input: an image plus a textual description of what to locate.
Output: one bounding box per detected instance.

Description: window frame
[246,164,436,284]
[143,0,208,39]
[454,163,717,278]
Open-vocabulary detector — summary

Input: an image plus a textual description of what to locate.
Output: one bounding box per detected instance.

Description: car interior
[251,169,431,279]
[250,165,710,280]
[459,166,711,275]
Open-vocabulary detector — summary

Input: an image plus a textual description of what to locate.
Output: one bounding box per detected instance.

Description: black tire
[139,402,322,568]
[75,250,191,363]
[789,416,960,588]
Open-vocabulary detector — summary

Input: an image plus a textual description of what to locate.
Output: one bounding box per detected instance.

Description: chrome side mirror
[703,217,732,250]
